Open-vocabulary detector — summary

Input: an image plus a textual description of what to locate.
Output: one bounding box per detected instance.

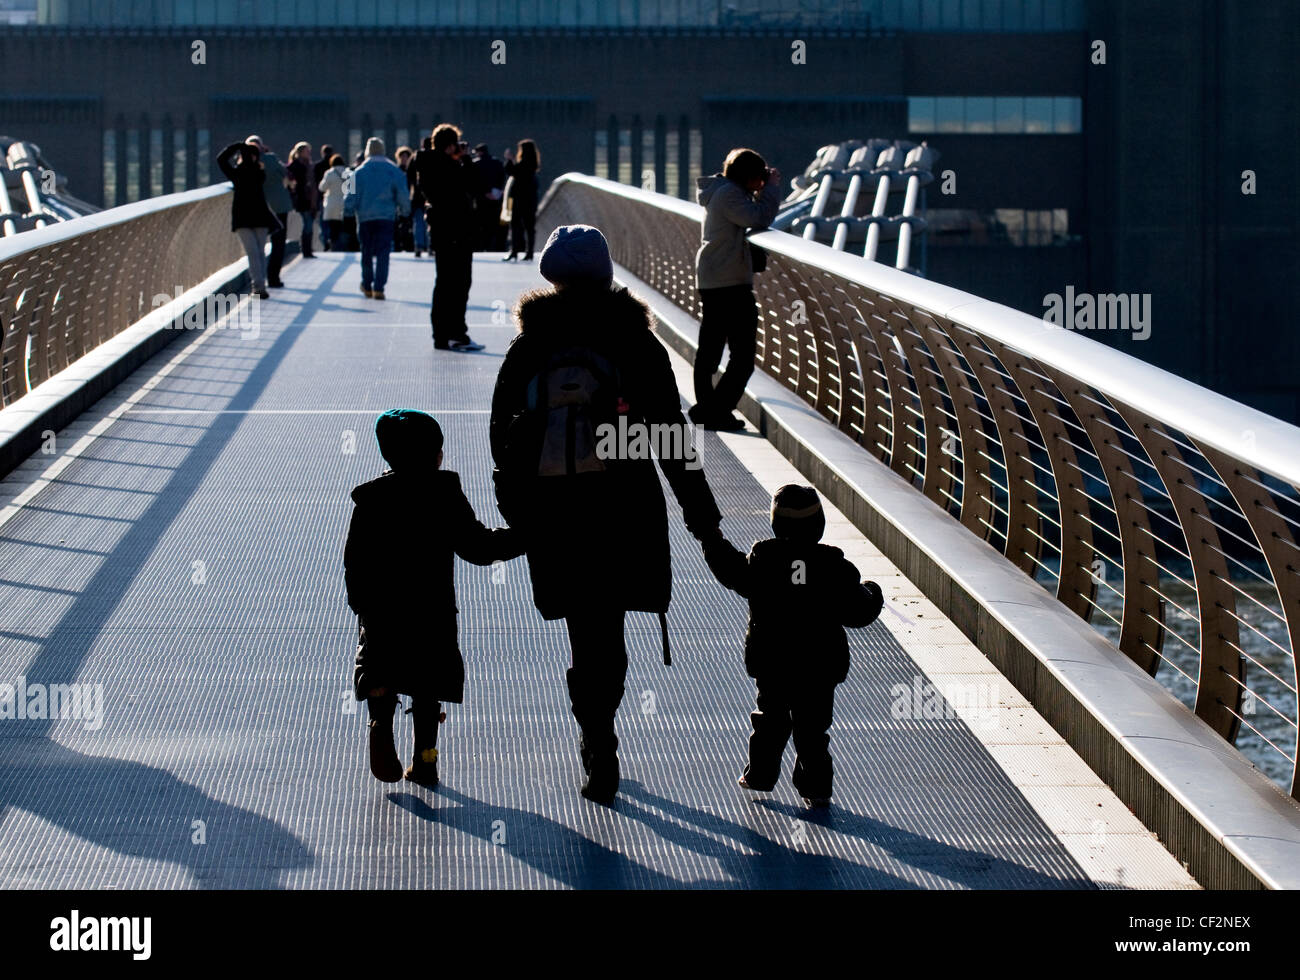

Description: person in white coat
[318,153,350,251]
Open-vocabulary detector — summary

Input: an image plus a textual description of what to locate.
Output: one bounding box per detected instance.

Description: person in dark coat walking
[415,124,484,351]
[490,224,723,805]
[345,409,524,786]
[286,141,317,258]
[313,144,335,250]
[215,141,283,299]
[702,484,883,807]
[503,139,540,261]
[471,143,507,252]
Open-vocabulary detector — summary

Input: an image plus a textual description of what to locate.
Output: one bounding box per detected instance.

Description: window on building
[688,128,702,192]
[196,129,211,186]
[150,129,164,198]
[617,129,632,184]
[927,208,1073,247]
[173,129,187,193]
[1024,97,1053,134]
[125,129,140,204]
[641,129,657,192]
[594,130,609,179]
[103,130,116,207]
[909,95,1082,134]
[965,97,994,133]
[935,97,965,133]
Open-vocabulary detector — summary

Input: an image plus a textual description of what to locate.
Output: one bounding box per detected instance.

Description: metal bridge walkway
[0,251,1195,888]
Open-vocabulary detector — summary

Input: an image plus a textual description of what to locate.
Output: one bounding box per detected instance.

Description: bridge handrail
[539,172,1300,798]
[0,184,239,407]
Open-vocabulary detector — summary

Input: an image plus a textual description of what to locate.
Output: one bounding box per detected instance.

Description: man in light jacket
[691,148,782,431]
[344,137,412,300]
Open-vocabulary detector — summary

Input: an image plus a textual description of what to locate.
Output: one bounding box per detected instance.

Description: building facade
[2,0,1295,419]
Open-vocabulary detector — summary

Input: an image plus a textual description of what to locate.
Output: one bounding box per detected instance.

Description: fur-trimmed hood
[513,285,656,337]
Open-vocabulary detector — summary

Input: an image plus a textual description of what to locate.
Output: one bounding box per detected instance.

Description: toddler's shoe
[802,796,832,809]
[738,774,775,792]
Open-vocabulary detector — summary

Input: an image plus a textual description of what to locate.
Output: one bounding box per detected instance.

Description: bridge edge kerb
[623,262,1300,892]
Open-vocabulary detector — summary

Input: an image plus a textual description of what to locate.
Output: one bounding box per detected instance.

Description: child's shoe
[802,796,832,809]
[738,775,775,792]
[404,747,439,787]
[368,714,403,783]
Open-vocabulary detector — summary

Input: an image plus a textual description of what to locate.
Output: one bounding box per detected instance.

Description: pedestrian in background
[503,139,540,261]
[246,135,293,287]
[691,148,782,431]
[313,143,335,251]
[287,141,317,258]
[317,153,349,253]
[415,124,483,351]
[343,137,410,300]
[472,143,506,252]
[394,146,416,254]
[215,140,282,300]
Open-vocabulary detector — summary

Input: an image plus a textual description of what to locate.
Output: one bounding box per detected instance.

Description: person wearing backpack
[490,224,723,806]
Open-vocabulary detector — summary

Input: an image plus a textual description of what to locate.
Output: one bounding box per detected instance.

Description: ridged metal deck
[0,253,1106,888]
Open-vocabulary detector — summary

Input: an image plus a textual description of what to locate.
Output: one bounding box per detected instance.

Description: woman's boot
[366,694,403,783]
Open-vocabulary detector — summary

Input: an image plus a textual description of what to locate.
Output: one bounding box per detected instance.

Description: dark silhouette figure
[345,409,523,787]
[703,484,883,806]
[313,143,335,250]
[247,135,292,287]
[286,140,317,258]
[490,224,722,805]
[691,147,782,431]
[215,140,283,299]
[503,139,540,261]
[472,143,507,251]
[415,123,483,351]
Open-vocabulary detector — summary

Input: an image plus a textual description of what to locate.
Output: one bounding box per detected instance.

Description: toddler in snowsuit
[703,484,883,806]
[345,409,523,786]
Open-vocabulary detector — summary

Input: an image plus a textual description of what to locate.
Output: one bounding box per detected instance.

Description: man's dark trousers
[267,212,289,285]
[743,683,836,799]
[431,243,473,344]
[693,284,758,418]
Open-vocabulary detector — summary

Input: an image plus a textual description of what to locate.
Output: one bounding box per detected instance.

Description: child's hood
[350,468,450,506]
[748,537,846,566]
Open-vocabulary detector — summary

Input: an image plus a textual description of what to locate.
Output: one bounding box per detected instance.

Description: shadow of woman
[0,738,314,889]
[388,785,729,889]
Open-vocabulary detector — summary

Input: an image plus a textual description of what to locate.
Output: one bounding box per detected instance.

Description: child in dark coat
[703,484,883,806]
[345,409,523,786]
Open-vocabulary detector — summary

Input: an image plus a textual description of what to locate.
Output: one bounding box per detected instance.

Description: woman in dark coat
[285,141,317,258]
[216,141,282,298]
[503,138,540,261]
[490,224,722,804]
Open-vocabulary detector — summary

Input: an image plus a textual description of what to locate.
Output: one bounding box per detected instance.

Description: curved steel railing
[0,184,240,407]
[539,172,1300,798]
